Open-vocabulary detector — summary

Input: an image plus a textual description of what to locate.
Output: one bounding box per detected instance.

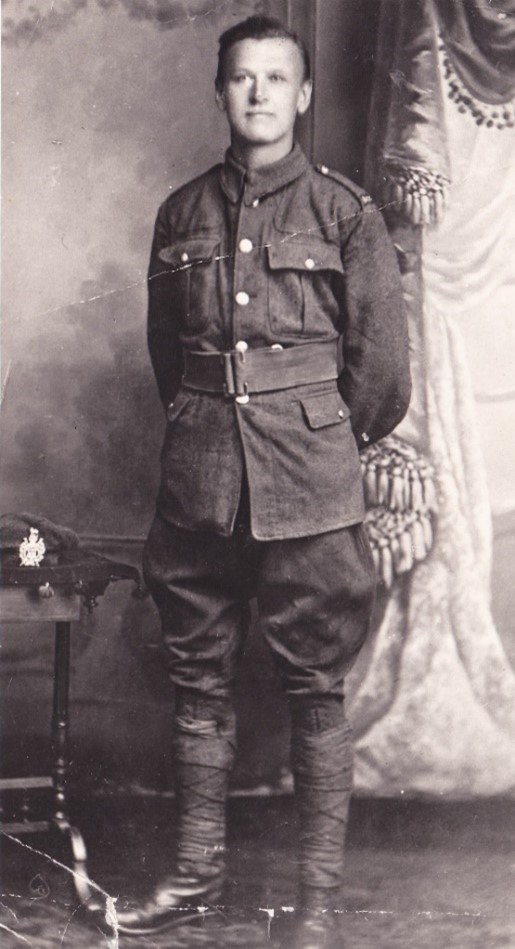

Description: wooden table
[0,549,141,902]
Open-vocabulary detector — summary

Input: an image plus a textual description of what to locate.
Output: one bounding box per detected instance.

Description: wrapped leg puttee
[290,696,354,908]
[173,689,236,879]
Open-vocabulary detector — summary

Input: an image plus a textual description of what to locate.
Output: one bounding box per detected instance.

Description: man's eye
[232,74,249,84]
[270,74,285,82]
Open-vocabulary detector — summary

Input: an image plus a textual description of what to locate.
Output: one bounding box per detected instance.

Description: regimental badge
[19,527,46,567]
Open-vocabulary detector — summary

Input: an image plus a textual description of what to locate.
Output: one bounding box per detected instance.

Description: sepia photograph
[1,1,514,947]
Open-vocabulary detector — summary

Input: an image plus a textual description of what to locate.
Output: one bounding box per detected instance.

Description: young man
[118,15,410,948]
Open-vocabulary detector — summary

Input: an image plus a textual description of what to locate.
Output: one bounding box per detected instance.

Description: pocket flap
[166,390,192,423]
[267,241,344,274]
[301,391,350,429]
[159,236,220,268]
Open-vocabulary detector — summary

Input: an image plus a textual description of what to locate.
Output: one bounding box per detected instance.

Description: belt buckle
[235,389,249,405]
[222,350,250,404]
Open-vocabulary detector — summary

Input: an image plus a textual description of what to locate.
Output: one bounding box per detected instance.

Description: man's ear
[296,79,313,117]
[215,88,226,112]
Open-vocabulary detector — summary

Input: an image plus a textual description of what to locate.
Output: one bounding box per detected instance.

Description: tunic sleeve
[147,202,184,410]
[337,204,411,447]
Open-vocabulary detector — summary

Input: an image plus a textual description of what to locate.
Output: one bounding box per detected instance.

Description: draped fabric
[365,0,451,226]
[366,0,515,226]
[422,43,515,515]
[353,3,515,796]
[433,0,515,103]
[349,287,515,794]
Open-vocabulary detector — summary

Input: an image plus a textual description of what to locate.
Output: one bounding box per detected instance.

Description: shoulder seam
[161,163,222,206]
[315,163,374,209]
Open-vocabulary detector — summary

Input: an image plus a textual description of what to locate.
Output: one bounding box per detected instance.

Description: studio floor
[1,794,514,949]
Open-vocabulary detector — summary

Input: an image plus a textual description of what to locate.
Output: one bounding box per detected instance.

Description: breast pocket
[158,235,220,336]
[266,240,344,339]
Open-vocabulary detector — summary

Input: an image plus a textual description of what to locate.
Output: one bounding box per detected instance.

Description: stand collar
[220,143,309,205]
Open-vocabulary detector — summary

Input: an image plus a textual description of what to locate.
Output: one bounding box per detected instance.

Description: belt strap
[182,340,339,403]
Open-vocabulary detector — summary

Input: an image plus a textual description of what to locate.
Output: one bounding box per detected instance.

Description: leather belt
[182,340,339,404]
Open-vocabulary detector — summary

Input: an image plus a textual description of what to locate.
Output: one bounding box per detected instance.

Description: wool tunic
[147,145,411,540]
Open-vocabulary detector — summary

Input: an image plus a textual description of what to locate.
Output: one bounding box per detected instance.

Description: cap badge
[19,527,46,567]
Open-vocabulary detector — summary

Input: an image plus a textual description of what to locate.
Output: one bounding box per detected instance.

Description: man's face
[216,38,312,155]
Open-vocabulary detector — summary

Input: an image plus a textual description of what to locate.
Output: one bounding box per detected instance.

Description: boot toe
[294,911,346,949]
[113,873,224,935]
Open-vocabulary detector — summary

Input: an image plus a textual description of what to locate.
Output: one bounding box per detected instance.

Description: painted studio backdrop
[2,0,515,797]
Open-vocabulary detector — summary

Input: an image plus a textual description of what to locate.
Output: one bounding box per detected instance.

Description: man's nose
[250,78,267,102]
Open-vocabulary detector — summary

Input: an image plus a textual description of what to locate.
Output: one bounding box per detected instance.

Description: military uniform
[130,143,411,939]
[147,144,410,541]
[143,142,410,702]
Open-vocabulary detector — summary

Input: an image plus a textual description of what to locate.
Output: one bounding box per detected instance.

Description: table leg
[52,621,71,826]
[51,621,93,903]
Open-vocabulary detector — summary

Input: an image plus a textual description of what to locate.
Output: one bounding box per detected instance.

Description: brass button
[180,252,189,263]
[304,257,315,270]
[319,164,329,175]
[235,341,248,353]
[361,432,370,443]
[251,198,260,207]
[235,291,250,306]
[338,410,345,418]
[239,238,253,254]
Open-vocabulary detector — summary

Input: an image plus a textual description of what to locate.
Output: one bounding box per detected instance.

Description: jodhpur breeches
[143,509,376,700]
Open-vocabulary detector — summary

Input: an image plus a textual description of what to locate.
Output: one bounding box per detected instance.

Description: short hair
[215,15,311,90]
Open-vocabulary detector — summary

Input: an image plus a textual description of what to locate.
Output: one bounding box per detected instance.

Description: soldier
[117,15,411,948]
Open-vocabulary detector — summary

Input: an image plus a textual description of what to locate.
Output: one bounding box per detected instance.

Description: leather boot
[116,692,235,935]
[114,870,224,936]
[294,910,345,949]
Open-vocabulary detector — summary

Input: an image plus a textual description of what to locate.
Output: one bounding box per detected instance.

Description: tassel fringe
[383,164,450,226]
[362,435,438,587]
[361,435,437,514]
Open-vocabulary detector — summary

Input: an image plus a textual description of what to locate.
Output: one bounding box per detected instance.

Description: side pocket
[166,390,192,425]
[300,390,350,429]
[160,391,193,462]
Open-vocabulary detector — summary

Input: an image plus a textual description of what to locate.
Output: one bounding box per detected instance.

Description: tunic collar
[220,143,309,205]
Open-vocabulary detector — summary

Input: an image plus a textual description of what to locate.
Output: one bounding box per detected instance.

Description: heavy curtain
[350,0,515,796]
